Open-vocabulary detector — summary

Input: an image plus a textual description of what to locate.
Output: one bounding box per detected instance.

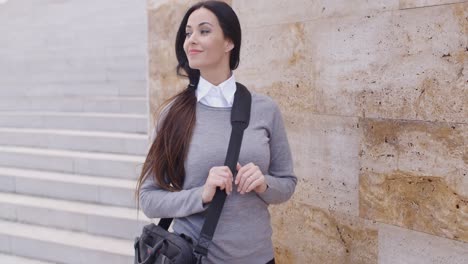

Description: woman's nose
[188,32,198,43]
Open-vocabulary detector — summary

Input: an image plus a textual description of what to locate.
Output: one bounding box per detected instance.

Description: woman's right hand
[201,166,233,204]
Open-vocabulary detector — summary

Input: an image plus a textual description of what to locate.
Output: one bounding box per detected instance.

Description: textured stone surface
[361,118,467,193]
[360,118,468,242]
[233,0,400,28]
[287,113,361,216]
[360,118,467,194]
[270,200,378,264]
[236,21,316,114]
[361,170,468,242]
[379,223,468,264]
[147,0,189,127]
[399,0,467,9]
[358,3,467,123]
[237,3,467,123]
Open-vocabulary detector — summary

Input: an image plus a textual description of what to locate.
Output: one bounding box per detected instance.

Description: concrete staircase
[0,0,152,263]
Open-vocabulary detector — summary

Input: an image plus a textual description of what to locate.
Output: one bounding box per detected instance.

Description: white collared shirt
[196,73,236,107]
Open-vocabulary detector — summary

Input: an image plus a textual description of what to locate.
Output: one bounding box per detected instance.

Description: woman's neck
[200,69,232,86]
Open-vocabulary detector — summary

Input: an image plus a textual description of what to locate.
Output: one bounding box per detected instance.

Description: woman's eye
[185,30,209,38]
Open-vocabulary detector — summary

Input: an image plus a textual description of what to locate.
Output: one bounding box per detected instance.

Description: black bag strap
[194,82,251,256]
[156,82,252,257]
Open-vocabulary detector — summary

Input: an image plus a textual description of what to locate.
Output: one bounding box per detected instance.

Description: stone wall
[147,0,467,263]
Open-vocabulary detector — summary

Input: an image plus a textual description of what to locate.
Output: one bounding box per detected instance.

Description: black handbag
[134,82,252,264]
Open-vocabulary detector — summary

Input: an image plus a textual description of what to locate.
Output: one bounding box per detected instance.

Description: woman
[136,1,296,263]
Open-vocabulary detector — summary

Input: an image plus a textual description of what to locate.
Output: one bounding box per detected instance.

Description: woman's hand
[235,162,268,194]
[201,166,233,204]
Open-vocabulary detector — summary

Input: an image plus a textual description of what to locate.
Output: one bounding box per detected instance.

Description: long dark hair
[135,1,242,202]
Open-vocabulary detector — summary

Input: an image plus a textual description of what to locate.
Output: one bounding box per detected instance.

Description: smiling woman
[182,8,235,83]
[136,1,296,264]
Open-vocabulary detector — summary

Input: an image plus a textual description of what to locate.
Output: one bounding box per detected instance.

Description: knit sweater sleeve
[138,106,209,219]
[139,173,208,219]
[257,101,297,204]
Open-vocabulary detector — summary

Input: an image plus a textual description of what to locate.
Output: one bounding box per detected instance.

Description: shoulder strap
[156,82,252,257]
[194,82,251,256]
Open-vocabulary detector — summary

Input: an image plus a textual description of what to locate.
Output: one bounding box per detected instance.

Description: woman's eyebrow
[186,22,213,28]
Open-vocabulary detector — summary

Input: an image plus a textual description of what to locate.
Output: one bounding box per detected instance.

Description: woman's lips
[189,50,202,55]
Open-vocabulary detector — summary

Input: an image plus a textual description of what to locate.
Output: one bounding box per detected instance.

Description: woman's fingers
[236,163,250,184]
[224,174,232,195]
[234,163,267,194]
[246,172,263,192]
[219,166,234,188]
[239,170,258,194]
[214,178,225,190]
[237,163,257,193]
[210,164,272,196]
[213,167,233,195]
[204,166,234,203]
[222,166,233,195]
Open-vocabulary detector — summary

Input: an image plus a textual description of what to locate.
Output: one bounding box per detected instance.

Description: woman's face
[183,8,234,71]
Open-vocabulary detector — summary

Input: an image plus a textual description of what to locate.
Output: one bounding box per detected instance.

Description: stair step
[0,146,144,179]
[0,111,147,134]
[0,81,147,97]
[0,253,55,264]
[0,96,147,114]
[0,166,137,208]
[0,192,151,240]
[0,128,148,155]
[0,219,133,264]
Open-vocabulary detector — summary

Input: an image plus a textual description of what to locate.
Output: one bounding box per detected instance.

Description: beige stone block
[286,112,361,216]
[359,118,468,242]
[236,21,316,113]
[237,3,466,122]
[270,200,378,264]
[378,223,468,264]
[148,0,232,12]
[360,170,468,242]
[310,11,395,118]
[360,118,467,196]
[147,0,165,10]
[313,3,467,122]
[233,0,399,28]
[147,0,188,127]
[399,0,467,9]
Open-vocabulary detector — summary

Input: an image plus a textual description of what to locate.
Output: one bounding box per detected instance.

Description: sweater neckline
[197,101,232,111]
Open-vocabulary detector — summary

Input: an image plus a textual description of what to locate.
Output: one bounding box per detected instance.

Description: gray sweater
[139,92,297,264]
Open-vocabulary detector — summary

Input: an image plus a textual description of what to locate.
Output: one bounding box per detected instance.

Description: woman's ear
[225,39,234,53]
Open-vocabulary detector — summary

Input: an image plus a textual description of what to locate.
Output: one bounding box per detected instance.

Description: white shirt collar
[196,73,237,107]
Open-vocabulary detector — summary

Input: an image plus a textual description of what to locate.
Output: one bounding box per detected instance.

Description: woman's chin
[188,62,202,70]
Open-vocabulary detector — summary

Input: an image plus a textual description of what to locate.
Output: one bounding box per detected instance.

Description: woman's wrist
[201,186,209,203]
[256,183,268,193]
